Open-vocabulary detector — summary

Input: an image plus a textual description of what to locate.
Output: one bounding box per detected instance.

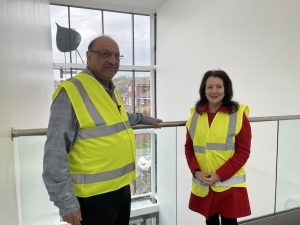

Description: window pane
[134,133,152,195]
[70,7,102,64]
[135,72,151,116]
[103,11,133,65]
[113,71,152,116]
[134,15,150,65]
[113,71,134,113]
[50,5,70,63]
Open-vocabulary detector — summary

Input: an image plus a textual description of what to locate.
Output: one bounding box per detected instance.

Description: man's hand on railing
[152,118,163,128]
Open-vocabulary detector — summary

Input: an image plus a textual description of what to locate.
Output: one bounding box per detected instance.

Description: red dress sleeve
[185,128,200,175]
[216,113,252,181]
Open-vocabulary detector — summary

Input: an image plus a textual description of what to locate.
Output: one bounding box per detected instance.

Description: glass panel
[129,215,158,225]
[156,127,177,225]
[17,136,60,225]
[16,133,158,224]
[103,11,133,65]
[134,15,150,66]
[16,129,161,224]
[239,121,278,221]
[176,126,206,224]
[50,5,70,63]
[276,119,300,212]
[135,72,151,116]
[70,7,102,64]
[133,132,152,195]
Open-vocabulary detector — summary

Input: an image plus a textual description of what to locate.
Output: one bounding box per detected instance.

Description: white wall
[156,0,300,224]
[156,0,300,120]
[0,0,53,224]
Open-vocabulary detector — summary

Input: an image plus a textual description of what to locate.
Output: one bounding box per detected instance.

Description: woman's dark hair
[195,70,239,113]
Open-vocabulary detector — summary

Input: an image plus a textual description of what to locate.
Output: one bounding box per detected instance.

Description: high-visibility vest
[186,105,249,197]
[53,72,136,197]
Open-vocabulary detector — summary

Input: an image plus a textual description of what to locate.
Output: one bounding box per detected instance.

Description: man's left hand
[152,119,163,128]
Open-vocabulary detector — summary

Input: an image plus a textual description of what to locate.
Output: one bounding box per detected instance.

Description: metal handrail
[11,115,300,138]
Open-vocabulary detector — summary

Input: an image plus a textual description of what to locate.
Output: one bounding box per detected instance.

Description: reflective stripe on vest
[191,111,237,153]
[192,174,246,188]
[72,162,135,184]
[69,77,131,139]
[69,77,105,125]
[78,120,131,139]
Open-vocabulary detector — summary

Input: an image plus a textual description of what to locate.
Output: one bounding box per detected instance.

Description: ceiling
[91,0,165,10]
[50,0,166,13]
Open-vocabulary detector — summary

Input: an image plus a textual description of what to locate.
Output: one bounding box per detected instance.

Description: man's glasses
[89,50,124,60]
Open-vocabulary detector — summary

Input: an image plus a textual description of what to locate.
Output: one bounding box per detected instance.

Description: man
[43,35,162,225]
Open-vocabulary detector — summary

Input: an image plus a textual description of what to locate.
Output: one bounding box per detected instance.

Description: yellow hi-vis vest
[186,105,249,197]
[52,72,136,197]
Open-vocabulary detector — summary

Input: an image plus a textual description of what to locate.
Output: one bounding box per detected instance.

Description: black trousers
[78,185,131,225]
[206,214,238,225]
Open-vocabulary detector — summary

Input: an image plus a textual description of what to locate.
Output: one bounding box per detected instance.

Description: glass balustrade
[15,131,160,225]
[241,121,278,220]
[276,119,300,212]
[13,118,300,225]
[15,136,60,225]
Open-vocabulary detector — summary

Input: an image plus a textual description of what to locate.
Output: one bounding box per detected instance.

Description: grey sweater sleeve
[42,89,80,216]
[127,112,157,126]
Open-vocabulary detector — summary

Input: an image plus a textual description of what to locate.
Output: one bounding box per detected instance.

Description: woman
[185,70,251,225]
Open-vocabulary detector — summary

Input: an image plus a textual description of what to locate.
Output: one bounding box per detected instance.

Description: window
[50,5,156,199]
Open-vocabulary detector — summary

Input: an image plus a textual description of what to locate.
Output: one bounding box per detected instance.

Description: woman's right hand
[194,171,214,186]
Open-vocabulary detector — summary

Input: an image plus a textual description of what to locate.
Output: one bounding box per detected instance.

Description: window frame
[50,4,157,117]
